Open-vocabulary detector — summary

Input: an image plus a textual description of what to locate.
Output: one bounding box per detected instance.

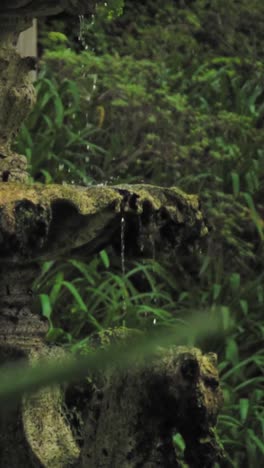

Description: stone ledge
[0,182,208,261]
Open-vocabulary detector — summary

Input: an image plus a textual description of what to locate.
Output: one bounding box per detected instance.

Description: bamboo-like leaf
[239,398,249,423]
[99,250,110,268]
[61,281,87,311]
[39,294,52,320]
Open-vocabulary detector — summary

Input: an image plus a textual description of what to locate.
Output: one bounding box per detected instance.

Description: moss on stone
[0,182,208,261]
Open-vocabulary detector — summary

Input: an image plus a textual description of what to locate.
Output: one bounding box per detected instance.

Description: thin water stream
[138,217,144,253]
[121,216,126,276]
[78,14,85,42]
[150,233,156,261]
[121,216,127,313]
[76,13,155,320]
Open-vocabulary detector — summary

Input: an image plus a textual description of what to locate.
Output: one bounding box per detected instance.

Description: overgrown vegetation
[16,0,264,465]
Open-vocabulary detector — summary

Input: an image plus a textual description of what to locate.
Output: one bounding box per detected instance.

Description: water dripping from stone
[77,15,98,174]
[150,232,156,261]
[138,217,144,253]
[121,216,127,314]
[78,15,85,43]
[121,216,126,276]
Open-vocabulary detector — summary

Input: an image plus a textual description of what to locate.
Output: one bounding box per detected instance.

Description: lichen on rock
[0,182,208,261]
[79,336,224,467]
[0,23,36,182]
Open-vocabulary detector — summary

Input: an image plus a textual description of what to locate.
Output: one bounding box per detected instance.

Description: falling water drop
[138,217,144,253]
[121,216,126,276]
[77,15,96,175]
[150,233,156,261]
[78,15,85,42]
[92,75,97,92]
[121,216,127,314]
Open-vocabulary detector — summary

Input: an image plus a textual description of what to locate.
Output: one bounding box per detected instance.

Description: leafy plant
[16,66,104,185]
[35,252,192,347]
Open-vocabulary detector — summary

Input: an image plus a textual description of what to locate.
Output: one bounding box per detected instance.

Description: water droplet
[59,164,64,171]
[121,215,127,315]
[153,318,157,325]
[138,217,144,252]
[78,15,85,42]
[150,233,156,260]
[121,216,126,276]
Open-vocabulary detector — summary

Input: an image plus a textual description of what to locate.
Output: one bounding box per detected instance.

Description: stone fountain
[0,2,224,467]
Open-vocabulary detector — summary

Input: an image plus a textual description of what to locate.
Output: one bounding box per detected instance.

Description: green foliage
[34,253,191,346]
[97,0,125,19]
[16,68,104,184]
[14,0,264,465]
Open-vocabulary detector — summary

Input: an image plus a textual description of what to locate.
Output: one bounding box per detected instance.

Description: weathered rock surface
[78,331,224,468]
[0,31,36,182]
[0,182,208,262]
